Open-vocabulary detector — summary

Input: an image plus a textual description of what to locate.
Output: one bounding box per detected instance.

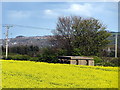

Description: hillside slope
[2,60,118,88]
[1,32,120,48]
[1,36,52,48]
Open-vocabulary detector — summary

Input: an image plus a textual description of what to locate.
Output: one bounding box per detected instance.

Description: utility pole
[115,33,118,58]
[3,25,13,59]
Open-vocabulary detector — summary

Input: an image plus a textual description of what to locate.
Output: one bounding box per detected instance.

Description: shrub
[3,54,30,60]
[71,48,82,56]
[37,47,59,63]
[40,53,58,63]
[57,49,67,56]
[93,56,103,65]
[29,57,40,61]
[13,55,30,60]
[102,62,115,67]
[109,57,120,67]
[101,57,120,67]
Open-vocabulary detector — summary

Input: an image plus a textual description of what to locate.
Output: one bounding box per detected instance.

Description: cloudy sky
[2,2,118,38]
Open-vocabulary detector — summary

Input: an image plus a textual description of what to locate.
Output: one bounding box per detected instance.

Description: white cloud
[43,3,94,17]
[43,3,117,19]
[8,10,31,19]
[43,9,59,18]
[67,3,93,16]
[44,9,54,15]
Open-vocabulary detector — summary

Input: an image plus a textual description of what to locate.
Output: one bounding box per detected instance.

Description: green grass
[1,60,118,88]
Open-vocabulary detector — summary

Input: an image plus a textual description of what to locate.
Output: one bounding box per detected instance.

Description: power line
[2,24,55,30]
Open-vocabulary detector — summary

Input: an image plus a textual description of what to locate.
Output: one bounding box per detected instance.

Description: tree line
[2,45,39,57]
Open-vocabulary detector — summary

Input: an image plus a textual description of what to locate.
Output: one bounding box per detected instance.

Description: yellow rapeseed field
[1,60,118,88]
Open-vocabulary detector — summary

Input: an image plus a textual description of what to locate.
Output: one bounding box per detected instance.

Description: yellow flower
[1,60,118,88]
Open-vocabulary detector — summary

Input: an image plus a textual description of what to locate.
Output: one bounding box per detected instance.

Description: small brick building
[58,56,94,66]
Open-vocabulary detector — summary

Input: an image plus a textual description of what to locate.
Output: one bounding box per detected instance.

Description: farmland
[1,60,118,88]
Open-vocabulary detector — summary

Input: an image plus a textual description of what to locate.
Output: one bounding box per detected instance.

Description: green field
[1,60,118,88]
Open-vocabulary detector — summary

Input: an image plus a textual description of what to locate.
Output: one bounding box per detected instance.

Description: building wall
[70,60,94,66]
[88,60,94,66]
[78,60,87,65]
[70,60,77,65]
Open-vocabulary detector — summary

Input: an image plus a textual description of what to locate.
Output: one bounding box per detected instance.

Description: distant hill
[15,35,25,38]
[1,32,120,48]
[1,35,53,48]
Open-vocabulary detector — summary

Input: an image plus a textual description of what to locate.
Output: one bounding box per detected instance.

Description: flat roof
[58,56,94,60]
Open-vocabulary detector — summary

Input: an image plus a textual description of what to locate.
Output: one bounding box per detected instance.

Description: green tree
[52,16,111,56]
